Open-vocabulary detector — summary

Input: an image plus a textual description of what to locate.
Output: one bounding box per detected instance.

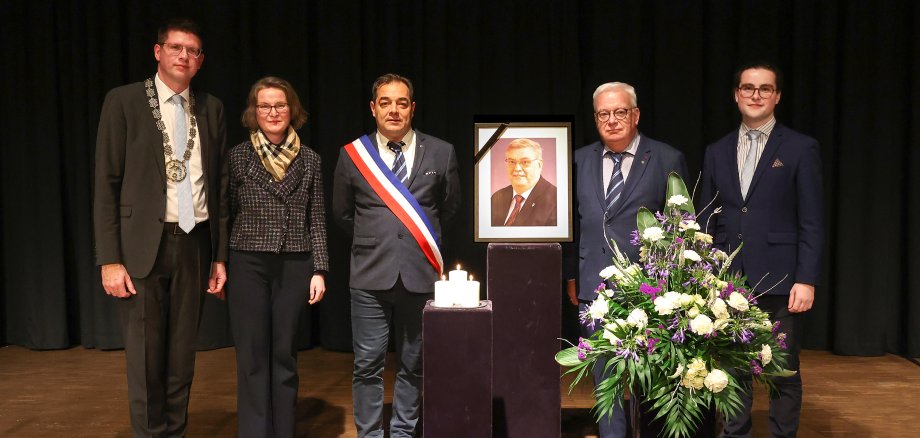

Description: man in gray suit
[94,18,228,437]
[333,73,461,437]
[565,82,688,437]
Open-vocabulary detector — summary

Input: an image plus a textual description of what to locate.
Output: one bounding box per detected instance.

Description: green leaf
[637,207,657,233]
[665,172,695,215]
[555,347,583,367]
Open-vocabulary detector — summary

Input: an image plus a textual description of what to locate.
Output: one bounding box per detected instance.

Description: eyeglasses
[158,42,203,58]
[737,84,776,98]
[594,108,635,122]
[504,158,539,168]
[256,103,289,114]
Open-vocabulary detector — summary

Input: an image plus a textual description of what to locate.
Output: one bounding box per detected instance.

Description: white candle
[434,276,453,307]
[448,264,468,283]
[458,274,480,308]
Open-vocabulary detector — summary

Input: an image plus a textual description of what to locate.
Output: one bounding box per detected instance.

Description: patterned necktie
[171,94,195,233]
[388,141,408,183]
[605,151,624,211]
[504,194,525,226]
[740,130,761,200]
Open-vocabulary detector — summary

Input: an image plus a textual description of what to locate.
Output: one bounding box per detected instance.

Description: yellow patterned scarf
[250,128,301,181]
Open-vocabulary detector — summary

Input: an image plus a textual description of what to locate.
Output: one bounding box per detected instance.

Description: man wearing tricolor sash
[333,73,461,437]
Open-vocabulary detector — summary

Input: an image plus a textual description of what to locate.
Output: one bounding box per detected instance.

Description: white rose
[688,357,707,373]
[588,296,608,320]
[714,249,728,261]
[683,249,701,262]
[763,319,774,329]
[710,298,730,319]
[760,344,773,365]
[727,292,750,311]
[694,232,713,244]
[713,318,730,330]
[704,369,729,393]
[603,324,621,343]
[690,314,714,335]
[678,293,695,307]
[599,265,621,280]
[642,226,665,242]
[603,289,616,298]
[679,220,701,232]
[627,308,648,329]
[654,295,677,315]
[688,306,700,318]
[668,194,689,206]
[694,294,706,306]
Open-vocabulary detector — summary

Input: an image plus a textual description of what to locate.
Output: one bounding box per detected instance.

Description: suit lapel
[195,92,210,179]
[406,130,426,188]
[610,136,651,218]
[746,125,783,200]
[727,134,743,203]
[589,143,607,209]
[143,84,168,186]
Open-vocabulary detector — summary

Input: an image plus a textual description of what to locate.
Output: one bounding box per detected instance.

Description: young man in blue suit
[333,74,461,437]
[566,82,688,437]
[699,63,823,438]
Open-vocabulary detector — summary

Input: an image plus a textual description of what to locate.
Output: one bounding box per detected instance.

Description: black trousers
[118,222,211,438]
[723,294,803,438]
[227,250,313,438]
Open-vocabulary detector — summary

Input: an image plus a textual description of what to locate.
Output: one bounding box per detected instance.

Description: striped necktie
[740,130,761,200]
[387,141,408,183]
[605,151,624,211]
[505,194,525,226]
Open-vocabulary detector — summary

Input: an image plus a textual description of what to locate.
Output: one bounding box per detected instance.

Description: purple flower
[772,321,782,335]
[671,329,686,344]
[675,237,684,244]
[646,337,659,353]
[776,333,788,350]
[640,282,661,299]
[750,359,763,375]
[577,337,592,361]
[737,328,753,344]
[630,230,642,246]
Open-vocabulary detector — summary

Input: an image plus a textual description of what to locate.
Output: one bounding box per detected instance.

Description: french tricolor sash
[343,135,444,275]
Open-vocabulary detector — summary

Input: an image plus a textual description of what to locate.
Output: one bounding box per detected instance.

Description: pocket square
[424,170,438,175]
[771,158,784,168]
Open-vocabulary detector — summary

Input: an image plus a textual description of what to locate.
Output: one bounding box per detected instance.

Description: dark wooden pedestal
[487,243,562,438]
[423,300,494,438]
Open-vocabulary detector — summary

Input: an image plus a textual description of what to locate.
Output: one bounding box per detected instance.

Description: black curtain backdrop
[1,1,918,357]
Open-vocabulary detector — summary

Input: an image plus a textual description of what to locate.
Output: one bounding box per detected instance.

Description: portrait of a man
[490,138,558,226]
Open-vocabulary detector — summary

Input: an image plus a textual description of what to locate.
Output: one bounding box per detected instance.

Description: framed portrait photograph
[474,122,573,242]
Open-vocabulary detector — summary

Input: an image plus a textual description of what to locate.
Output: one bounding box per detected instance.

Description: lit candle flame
[469,274,473,281]
[456,264,461,270]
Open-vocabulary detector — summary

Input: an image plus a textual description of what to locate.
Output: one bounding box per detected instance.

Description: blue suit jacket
[332,130,461,293]
[566,135,688,301]
[698,123,823,295]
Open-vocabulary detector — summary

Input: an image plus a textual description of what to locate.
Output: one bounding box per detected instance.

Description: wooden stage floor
[0,346,916,437]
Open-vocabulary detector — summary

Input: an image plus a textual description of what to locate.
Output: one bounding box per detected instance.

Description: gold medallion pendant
[166,159,188,182]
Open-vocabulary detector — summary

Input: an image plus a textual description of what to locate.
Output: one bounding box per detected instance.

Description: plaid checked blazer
[228,141,329,272]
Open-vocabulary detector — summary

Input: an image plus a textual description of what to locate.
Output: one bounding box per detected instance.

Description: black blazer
[94,80,228,277]
[698,123,823,294]
[332,130,461,293]
[228,141,329,272]
[566,135,688,300]
[490,176,558,226]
